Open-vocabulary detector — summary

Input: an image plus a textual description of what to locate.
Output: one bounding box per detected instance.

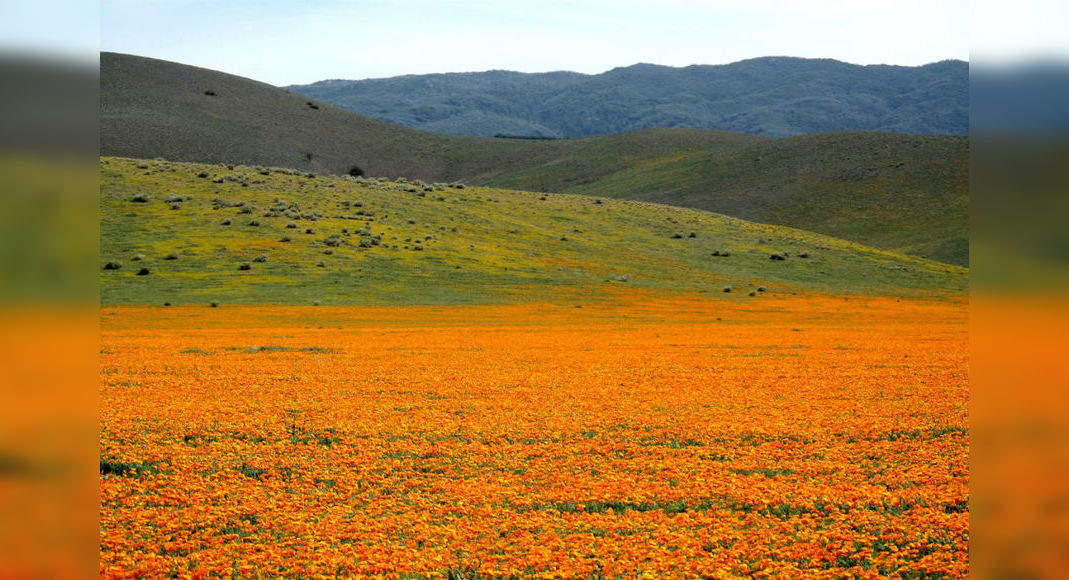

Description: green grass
[100,157,966,305]
[494,133,969,266]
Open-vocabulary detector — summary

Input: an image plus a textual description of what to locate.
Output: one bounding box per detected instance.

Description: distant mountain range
[288,57,968,138]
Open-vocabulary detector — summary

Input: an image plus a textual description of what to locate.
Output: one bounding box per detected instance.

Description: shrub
[132,253,145,261]
[252,255,268,263]
[315,261,325,268]
[209,302,219,308]
[197,171,209,178]
[238,462,267,480]
[100,459,159,477]
[221,219,232,226]
[136,268,150,276]
[280,236,291,242]
[306,102,319,110]
[671,232,684,239]
[136,162,150,170]
[799,251,810,258]
[238,264,251,271]
[248,220,260,227]
[349,166,364,177]
[204,90,216,96]
[130,195,150,203]
[688,232,697,238]
[163,253,178,260]
[103,261,121,270]
[286,222,297,229]
[723,286,732,293]
[769,253,786,261]
[305,228,314,234]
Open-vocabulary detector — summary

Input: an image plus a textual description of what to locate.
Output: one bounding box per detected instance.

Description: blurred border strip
[1,1,99,576]
[971,51,1069,577]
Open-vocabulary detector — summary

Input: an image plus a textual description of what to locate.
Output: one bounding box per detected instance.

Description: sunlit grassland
[100,157,966,305]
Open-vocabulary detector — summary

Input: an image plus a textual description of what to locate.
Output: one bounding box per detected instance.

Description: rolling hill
[288,58,969,138]
[100,52,968,265]
[99,157,965,305]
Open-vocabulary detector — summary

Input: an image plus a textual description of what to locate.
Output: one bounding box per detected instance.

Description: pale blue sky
[95,0,976,85]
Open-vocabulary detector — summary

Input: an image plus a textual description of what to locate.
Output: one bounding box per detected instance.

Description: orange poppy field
[99,292,968,578]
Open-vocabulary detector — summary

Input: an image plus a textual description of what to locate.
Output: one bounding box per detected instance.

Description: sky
[90,0,980,85]
[37,0,1035,86]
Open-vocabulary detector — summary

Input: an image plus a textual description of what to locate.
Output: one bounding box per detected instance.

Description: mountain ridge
[288,56,969,138]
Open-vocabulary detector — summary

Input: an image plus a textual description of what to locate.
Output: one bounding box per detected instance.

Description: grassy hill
[289,58,968,138]
[548,132,969,266]
[101,52,968,265]
[99,157,966,305]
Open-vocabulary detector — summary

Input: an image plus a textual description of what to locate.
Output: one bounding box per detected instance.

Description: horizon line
[100,51,968,88]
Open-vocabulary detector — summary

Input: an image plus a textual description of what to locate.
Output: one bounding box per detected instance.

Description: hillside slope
[101,52,461,177]
[289,58,969,138]
[99,157,965,305]
[101,53,754,182]
[100,52,968,265]
[551,133,969,266]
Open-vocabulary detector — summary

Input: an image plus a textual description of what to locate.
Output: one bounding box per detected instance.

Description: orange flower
[100,294,967,577]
